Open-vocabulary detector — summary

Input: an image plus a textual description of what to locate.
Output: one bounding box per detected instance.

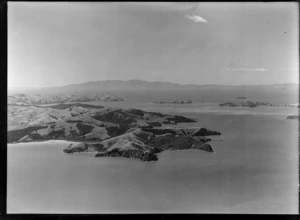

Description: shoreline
[8,139,79,146]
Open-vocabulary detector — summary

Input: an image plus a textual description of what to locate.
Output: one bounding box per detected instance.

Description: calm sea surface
[7,104,299,213]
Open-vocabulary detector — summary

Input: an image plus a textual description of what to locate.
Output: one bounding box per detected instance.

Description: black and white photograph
[6,2,299,214]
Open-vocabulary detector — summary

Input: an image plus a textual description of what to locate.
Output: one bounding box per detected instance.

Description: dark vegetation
[76,122,94,136]
[28,133,43,140]
[219,102,238,107]
[63,143,87,153]
[48,129,66,139]
[196,143,214,152]
[141,128,177,135]
[192,128,221,136]
[146,112,166,117]
[91,143,106,152]
[92,110,137,125]
[147,135,205,151]
[66,120,84,123]
[106,126,129,137]
[95,148,159,161]
[219,101,276,108]
[165,115,196,123]
[7,126,47,142]
[146,122,162,127]
[69,129,79,138]
[49,115,58,120]
[287,115,299,120]
[127,109,144,116]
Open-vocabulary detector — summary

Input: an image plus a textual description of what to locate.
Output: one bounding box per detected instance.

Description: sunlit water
[7,104,299,213]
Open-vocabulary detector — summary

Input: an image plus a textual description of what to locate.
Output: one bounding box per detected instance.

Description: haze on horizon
[8,2,299,88]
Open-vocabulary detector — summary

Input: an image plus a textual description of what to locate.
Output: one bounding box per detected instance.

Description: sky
[8,2,299,87]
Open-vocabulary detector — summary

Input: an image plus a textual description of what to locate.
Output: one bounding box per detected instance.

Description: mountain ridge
[9,79,299,90]
[8,80,298,105]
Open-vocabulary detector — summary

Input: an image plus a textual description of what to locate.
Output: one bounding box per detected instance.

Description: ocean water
[7,105,299,213]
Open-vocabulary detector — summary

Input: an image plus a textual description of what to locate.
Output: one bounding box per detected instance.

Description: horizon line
[8,79,299,89]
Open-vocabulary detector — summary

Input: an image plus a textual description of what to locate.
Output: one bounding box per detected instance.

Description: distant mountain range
[8,80,299,94]
[8,80,298,105]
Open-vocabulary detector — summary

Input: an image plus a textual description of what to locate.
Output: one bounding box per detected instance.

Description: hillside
[8,93,124,106]
[8,104,221,161]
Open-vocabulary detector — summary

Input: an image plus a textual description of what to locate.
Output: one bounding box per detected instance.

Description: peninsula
[8,103,221,161]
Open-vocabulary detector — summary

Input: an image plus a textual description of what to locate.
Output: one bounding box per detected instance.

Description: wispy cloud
[126,2,197,12]
[226,68,268,72]
[185,15,207,23]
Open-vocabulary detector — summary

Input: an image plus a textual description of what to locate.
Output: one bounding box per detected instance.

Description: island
[287,115,299,120]
[99,95,124,102]
[8,103,221,162]
[284,104,300,108]
[153,100,192,104]
[219,100,277,108]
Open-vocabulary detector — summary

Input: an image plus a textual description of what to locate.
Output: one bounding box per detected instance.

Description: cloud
[125,2,197,12]
[226,68,268,72]
[185,15,207,23]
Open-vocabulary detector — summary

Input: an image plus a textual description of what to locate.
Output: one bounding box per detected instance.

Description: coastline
[8,139,79,146]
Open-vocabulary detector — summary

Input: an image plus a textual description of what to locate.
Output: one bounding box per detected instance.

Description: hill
[8,93,124,106]
[8,104,221,161]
